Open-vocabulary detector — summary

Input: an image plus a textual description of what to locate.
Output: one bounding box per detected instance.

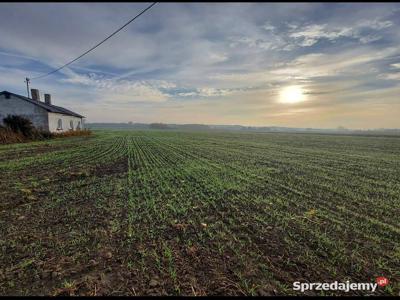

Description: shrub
[39,131,54,139]
[3,115,36,137]
[0,126,25,144]
[52,129,92,138]
[1,115,91,144]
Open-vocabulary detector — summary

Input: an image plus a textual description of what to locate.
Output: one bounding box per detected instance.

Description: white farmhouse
[0,90,85,133]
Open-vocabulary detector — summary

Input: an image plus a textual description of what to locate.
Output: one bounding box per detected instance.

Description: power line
[30,2,157,80]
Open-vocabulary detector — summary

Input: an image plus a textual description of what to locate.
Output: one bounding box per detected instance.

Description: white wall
[48,112,83,133]
[0,94,48,130]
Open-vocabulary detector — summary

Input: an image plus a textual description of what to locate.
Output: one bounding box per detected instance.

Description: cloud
[228,15,395,55]
[288,17,394,47]
[0,3,399,128]
[228,34,295,53]
[378,72,400,80]
[0,50,39,62]
[262,22,275,32]
[177,92,197,97]
[177,87,238,98]
[289,24,336,46]
[196,87,234,97]
[357,19,393,30]
[61,70,171,102]
[272,47,400,79]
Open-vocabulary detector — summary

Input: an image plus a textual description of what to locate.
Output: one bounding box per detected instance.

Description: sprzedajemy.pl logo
[293,277,389,293]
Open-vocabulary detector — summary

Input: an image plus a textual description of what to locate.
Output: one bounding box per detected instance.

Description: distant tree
[149,123,170,129]
[178,124,210,130]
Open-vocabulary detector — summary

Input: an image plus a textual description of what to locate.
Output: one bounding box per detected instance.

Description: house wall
[48,112,83,133]
[0,94,48,130]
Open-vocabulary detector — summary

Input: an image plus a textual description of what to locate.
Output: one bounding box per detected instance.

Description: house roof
[0,91,85,118]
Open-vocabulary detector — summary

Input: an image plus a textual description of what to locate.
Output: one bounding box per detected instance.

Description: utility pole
[24,77,30,98]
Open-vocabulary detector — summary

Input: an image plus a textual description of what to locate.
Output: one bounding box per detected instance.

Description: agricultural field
[0,129,399,296]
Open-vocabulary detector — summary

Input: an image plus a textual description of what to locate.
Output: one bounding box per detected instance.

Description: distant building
[0,90,85,133]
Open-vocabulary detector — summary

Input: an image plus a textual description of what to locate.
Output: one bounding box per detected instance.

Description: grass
[0,127,25,144]
[0,126,91,145]
[0,129,399,296]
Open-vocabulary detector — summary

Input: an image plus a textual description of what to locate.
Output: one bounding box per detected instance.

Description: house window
[57,119,63,130]
[76,121,81,130]
[70,120,74,130]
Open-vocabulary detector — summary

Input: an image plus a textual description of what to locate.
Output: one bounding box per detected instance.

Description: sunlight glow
[279,85,307,104]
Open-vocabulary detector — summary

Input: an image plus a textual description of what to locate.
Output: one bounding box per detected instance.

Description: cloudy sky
[1,3,400,129]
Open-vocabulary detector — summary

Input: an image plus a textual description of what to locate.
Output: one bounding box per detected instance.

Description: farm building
[0,90,84,133]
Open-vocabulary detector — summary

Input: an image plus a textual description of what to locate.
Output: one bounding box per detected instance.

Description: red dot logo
[376,277,389,287]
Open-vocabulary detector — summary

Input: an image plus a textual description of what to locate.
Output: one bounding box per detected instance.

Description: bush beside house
[0,115,91,144]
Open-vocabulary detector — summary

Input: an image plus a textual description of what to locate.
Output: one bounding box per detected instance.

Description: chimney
[44,94,52,105]
[31,89,40,101]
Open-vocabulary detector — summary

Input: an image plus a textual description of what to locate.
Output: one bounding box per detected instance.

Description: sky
[1,3,400,129]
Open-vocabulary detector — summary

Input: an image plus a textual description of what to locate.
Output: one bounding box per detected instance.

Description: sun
[279,85,306,104]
